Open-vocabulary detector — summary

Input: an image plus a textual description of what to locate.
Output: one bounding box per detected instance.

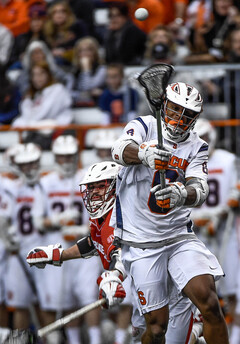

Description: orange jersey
[0,0,29,37]
[90,209,116,270]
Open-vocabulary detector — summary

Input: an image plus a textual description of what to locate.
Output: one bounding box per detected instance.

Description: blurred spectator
[9,2,47,68]
[200,28,240,119]
[15,40,73,95]
[126,0,165,34]
[68,0,95,37]
[224,27,240,61]
[43,0,88,66]
[162,0,188,26]
[0,0,29,37]
[0,66,21,125]
[98,63,138,124]
[12,61,73,129]
[185,0,240,64]
[143,24,190,65]
[104,3,146,65]
[0,24,13,66]
[71,36,106,106]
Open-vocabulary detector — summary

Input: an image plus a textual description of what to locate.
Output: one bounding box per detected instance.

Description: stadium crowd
[0,0,240,344]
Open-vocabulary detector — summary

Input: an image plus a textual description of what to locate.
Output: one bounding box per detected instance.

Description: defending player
[4,143,45,330]
[111,81,229,343]
[27,161,199,344]
[31,135,102,344]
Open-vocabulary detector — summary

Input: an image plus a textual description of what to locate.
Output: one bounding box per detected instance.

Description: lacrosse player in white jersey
[111,81,229,344]
[4,143,45,331]
[0,182,17,342]
[31,135,102,344]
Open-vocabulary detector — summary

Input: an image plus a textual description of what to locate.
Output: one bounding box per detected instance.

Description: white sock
[230,324,240,344]
[115,328,127,344]
[88,326,101,344]
[65,327,81,344]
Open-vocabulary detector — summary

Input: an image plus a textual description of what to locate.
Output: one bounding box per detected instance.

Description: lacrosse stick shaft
[38,298,106,338]
[156,108,166,188]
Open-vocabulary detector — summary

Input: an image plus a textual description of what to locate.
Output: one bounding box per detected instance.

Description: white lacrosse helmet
[194,118,217,155]
[162,82,203,142]
[94,129,120,161]
[4,143,25,175]
[14,143,42,184]
[52,135,79,178]
[79,161,121,219]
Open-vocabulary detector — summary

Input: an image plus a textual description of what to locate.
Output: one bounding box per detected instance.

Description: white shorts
[5,253,38,308]
[122,238,223,315]
[60,255,103,310]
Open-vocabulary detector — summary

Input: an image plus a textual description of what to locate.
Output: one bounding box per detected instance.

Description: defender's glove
[97,270,126,309]
[151,182,187,209]
[26,243,63,268]
[138,141,171,170]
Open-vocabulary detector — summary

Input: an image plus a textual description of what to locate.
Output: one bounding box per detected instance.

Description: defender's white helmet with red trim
[79,161,122,219]
[52,135,79,177]
[162,82,203,142]
[14,143,42,184]
[194,118,217,155]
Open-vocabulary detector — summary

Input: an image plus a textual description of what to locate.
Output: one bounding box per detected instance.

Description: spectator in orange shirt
[0,0,30,37]
[126,0,165,34]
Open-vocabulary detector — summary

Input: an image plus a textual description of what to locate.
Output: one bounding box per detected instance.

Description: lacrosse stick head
[137,63,174,109]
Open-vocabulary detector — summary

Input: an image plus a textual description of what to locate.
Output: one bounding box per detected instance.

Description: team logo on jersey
[126,128,134,136]
[169,156,189,170]
[173,143,177,149]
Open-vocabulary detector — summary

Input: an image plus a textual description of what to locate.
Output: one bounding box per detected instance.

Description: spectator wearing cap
[0,0,30,37]
[9,2,47,68]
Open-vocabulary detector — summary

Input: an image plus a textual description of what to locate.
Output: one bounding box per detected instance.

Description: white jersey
[10,179,43,252]
[192,149,237,216]
[111,115,208,243]
[37,170,89,225]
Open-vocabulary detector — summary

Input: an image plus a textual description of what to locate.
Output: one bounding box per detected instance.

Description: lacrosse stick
[38,298,106,338]
[137,63,174,188]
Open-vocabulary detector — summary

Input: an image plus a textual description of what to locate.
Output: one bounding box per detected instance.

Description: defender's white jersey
[111,115,208,243]
[192,149,237,216]
[38,170,89,224]
[11,180,43,251]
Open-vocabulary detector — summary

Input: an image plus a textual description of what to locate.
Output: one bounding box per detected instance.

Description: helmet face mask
[17,160,40,185]
[162,99,200,142]
[81,179,116,219]
[79,161,121,219]
[55,153,78,178]
[163,82,203,142]
[52,135,79,178]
